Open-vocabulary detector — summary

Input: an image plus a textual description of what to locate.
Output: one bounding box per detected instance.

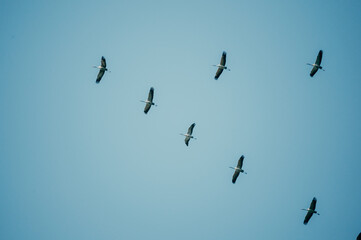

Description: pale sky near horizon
[0,0,360,239]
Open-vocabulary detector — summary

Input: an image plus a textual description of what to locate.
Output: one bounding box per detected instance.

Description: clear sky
[0,0,360,239]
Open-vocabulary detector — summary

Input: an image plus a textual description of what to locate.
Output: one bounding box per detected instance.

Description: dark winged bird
[93,56,109,83]
[229,155,247,184]
[213,51,230,80]
[301,197,320,225]
[357,232,361,240]
[307,50,324,77]
[180,123,196,146]
[140,87,157,114]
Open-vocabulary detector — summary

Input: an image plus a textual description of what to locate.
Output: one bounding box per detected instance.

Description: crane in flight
[140,87,157,114]
[180,123,196,146]
[229,155,247,184]
[213,51,230,80]
[301,197,320,225]
[307,50,324,77]
[93,56,109,83]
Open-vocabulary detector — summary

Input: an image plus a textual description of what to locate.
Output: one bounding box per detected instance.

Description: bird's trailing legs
[212,65,231,71]
[306,63,324,71]
[179,133,197,139]
[93,66,111,72]
[229,167,247,174]
[301,209,320,215]
[140,100,157,106]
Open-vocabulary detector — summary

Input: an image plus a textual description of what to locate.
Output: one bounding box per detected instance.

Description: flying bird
[307,50,324,77]
[140,87,157,114]
[180,123,196,146]
[301,197,320,225]
[93,56,109,83]
[357,232,361,240]
[213,51,230,80]
[229,155,247,184]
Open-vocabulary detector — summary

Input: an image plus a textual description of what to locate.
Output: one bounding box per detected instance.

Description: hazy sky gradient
[1,0,360,239]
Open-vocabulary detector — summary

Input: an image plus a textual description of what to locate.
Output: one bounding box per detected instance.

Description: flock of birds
[92,50,326,226]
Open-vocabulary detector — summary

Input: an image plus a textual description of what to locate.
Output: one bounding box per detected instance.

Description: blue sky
[0,0,360,239]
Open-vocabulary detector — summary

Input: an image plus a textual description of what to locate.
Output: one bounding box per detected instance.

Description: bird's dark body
[303,197,318,225]
[231,155,245,184]
[310,50,323,77]
[96,56,108,83]
[214,51,227,80]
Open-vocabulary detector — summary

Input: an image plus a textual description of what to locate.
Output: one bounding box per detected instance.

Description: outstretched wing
[310,66,319,77]
[147,87,154,102]
[303,211,313,225]
[96,69,105,83]
[315,50,323,66]
[214,51,227,80]
[187,123,195,135]
[220,51,227,66]
[144,103,151,114]
[309,197,317,210]
[185,136,190,146]
[232,170,240,184]
[237,155,245,169]
[101,56,106,68]
[214,67,224,80]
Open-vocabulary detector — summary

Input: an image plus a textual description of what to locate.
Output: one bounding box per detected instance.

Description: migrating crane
[180,123,196,146]
[229,155,247,184]
[302,197,320,225]
[307,50,324,77]
[213,51,230,80]
[140,87,157,114]
[93,56,109,83]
